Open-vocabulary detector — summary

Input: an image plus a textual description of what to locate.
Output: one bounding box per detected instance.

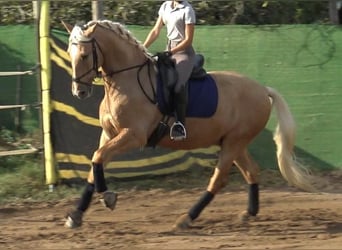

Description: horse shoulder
[98,101,118,138]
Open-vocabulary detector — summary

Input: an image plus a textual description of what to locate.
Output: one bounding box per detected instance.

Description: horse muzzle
[72,81,93,99]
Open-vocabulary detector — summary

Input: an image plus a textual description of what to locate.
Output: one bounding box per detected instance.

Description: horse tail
[266,86,316,192]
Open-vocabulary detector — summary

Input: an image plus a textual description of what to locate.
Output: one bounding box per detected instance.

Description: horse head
[62,21,104,99]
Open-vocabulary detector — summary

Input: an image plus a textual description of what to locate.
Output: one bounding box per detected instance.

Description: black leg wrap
[188,191,215,221]
[248,183,259,216]
[77,182,95,212]
[93,163,108,193]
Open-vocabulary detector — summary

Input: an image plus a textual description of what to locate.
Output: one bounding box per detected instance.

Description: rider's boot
[170,86,187,141]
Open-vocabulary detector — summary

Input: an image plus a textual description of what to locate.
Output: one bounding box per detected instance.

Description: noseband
[71,38,101,87]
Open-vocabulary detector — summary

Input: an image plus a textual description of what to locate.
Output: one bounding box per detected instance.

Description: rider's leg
[171,85,188,140]
[170,49,195,141]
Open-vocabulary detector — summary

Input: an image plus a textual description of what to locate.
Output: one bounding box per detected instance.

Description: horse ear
[61,21,73,34]
[86,23,98,34]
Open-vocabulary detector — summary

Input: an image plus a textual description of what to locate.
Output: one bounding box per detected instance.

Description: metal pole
[32,0,40,20]
[92,0,104,21]
[329,0,338,24]
[40,0,57,186]
[34,0,45,188]
[15,65,23,133]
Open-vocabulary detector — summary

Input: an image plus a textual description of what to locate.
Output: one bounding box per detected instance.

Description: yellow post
[39,0,56,186]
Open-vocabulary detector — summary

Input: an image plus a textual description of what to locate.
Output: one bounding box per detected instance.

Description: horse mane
[85,20,153,60]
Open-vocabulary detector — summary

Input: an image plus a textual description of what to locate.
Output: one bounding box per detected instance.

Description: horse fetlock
[172,214,192,231]
[64,210,83,229]
[100,191,118,210]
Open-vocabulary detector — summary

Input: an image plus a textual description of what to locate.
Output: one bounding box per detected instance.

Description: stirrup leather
[170,121,187,141]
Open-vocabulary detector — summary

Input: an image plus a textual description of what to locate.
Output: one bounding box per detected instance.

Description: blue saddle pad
[157,74,218,118]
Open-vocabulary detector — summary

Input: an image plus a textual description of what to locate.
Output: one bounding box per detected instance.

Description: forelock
[70,25,92,43]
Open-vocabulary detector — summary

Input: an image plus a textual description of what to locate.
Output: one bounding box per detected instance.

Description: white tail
[267,87,316,192]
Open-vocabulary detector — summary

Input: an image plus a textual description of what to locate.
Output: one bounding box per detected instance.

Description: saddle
[156,52,207,115]
[191,54,207,79]
[147,52,209,147]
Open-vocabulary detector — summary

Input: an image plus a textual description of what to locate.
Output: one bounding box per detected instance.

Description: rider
[143,0,196,141]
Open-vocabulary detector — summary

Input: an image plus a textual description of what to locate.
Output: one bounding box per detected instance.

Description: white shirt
[158,1,196,42]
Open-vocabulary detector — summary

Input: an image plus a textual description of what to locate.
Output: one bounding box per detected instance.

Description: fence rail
[0,147,39,157]
[0,64,40,77]
[0,103,41,110]
[0,65,41,157]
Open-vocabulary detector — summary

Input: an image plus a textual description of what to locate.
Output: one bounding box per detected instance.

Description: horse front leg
[64,130,112,229]
[65,128,144,229]
[65,168,116,229]
[91,127,146,208]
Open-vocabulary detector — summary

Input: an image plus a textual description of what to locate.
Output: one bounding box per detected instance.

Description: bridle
[71,35,157,104]
[71,38,101,87]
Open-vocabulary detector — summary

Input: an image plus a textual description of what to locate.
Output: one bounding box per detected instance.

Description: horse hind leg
[234,149,260,221]
[173,143,236,230]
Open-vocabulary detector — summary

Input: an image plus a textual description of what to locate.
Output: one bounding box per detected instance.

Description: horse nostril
[78,90,87,99]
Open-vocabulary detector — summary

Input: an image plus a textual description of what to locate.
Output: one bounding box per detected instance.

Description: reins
[104,60,147,77]
[137,60,157,105]
[102,59,157,105]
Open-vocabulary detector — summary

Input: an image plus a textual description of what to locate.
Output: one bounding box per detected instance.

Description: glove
[156,51,172,60]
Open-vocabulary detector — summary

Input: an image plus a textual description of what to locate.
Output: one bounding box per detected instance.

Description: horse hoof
[64,210,83,229]
[238,210,257,223]
[172,214,192,231]
[238,211,250,222]
[100,191,118,211]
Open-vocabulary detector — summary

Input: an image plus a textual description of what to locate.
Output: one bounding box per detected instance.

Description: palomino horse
[62,20,314,229]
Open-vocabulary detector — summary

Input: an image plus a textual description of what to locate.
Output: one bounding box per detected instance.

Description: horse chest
[100,113,120,137]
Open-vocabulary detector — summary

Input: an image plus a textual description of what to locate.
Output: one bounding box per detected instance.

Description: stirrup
[170,121,187,141]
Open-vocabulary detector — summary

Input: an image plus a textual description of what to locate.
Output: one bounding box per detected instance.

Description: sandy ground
[0,171,341,249]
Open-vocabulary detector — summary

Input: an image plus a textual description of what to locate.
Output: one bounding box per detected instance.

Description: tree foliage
[0,1,331,28]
